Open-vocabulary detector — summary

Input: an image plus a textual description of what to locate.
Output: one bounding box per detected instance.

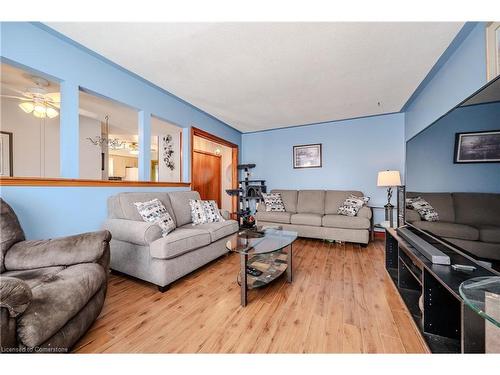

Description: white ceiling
[46,22,464,132]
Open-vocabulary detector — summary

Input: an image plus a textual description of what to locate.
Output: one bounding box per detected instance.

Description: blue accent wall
[0,186,189,239]
[241,113,406,225]
[406,102,500,193]
[404,22,487,141]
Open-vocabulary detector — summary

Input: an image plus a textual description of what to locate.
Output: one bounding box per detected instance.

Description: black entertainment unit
[385,227,496,353]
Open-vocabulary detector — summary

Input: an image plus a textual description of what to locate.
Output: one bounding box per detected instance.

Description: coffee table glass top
[226,226,298,255]
[459,276,500,328]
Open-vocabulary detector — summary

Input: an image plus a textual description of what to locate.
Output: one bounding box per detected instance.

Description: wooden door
[192,150,222,206]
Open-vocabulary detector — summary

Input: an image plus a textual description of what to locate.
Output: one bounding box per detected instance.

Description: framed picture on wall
[0,131,13,177]
[454,130,500,163]
[293,143,322,168]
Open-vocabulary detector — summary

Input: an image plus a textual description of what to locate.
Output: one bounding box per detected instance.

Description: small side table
[368,205,385,241]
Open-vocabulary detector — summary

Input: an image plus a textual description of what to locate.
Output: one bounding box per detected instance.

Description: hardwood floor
[74,238,429,353]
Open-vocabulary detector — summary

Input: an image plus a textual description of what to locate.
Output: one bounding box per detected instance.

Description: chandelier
[86,115,125,149]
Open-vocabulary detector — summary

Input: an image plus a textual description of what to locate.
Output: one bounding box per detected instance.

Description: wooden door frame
[191,127,239,214]
[192,149,222,207]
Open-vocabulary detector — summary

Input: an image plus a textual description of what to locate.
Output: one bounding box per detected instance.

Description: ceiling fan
[1,76,60,119]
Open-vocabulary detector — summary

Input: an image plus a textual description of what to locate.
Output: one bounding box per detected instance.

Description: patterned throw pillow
[337,195,370,217]
[134,199,176,236]
[189,199,225,225]
[406,197,439,222]
[261,192,286,212]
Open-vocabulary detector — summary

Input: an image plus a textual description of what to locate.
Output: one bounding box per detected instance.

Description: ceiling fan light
[46,107,59,118]
[33,110,46,118]
[19,102,34,113]
[34,104,47,114]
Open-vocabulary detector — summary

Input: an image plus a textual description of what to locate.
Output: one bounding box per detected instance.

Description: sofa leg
[360,243,368,248]
[158,285,170,293]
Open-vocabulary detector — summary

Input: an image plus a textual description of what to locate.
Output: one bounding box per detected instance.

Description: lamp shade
[377,170,401,187]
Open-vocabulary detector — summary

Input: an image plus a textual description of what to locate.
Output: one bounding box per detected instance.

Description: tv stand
[385,228,495,353]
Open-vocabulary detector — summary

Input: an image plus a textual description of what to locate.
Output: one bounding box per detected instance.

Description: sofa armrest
[358,206,372,220]
[0,276,32,318]
[220,210,230,220]
[4,231,111,271]
[103,219,162,246]
[405,209,421,222]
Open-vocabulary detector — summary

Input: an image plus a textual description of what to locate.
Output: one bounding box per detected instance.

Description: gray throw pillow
[189,199,225,225]
[134,199,176,236]
[337,195,370,217]
[262,192,286,212]
[406,197,439,222]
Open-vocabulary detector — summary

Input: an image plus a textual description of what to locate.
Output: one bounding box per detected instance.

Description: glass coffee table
[226,226,298,306]
[459,276,500,328]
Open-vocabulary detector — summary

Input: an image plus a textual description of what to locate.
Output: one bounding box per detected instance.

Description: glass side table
[460,276,500,353]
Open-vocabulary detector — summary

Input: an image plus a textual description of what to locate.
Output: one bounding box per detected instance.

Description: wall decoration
[454,130,500,163]
[162,134,175,170]
[0,131,13,177]
[293,143,322,168]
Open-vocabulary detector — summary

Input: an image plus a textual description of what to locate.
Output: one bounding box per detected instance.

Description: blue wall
[0,22,242,175]
[241,113,406,225]
[404,23,487,141]
[406,102,500,193]
[0,186,189,239]
[0,22,241,239]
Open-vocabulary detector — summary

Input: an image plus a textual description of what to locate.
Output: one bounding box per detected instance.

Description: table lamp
[377,170,401,228]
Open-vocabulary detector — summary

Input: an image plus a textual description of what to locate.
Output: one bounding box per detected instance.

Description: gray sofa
[104,191,239,291]
[0,198,111,352]
[406,192,500,262]
[255,190,372,245]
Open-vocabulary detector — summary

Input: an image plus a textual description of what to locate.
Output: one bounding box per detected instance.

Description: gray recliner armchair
[0,198,111,353]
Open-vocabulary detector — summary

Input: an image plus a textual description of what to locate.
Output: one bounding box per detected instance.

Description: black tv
[404,75,500,272]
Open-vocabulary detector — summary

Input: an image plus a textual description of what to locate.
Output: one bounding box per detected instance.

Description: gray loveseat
[255,190,372,245]
[104,191,239,292]
[0,198,111,353]
[406,192,500,262]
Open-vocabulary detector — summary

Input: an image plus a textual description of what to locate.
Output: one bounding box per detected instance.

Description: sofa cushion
[17,263,106,348]
[271,190,298,213]
[168,191,202,227]
[134,199,176,236]
[296,190,325,214]
[407,193,455,222]
[181,220,238,242]
[324,190,363,214]
[453,193,500,226]
[255,211,293,224]
[2,266,65,289]
[478,225,500,244]
[337,195,370,217]
[412,221,479,241]
[261,192,286,212]
[322,214,370,230]
[113,192,176,224]
[290,213,323,226]
[149,228,211,260]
